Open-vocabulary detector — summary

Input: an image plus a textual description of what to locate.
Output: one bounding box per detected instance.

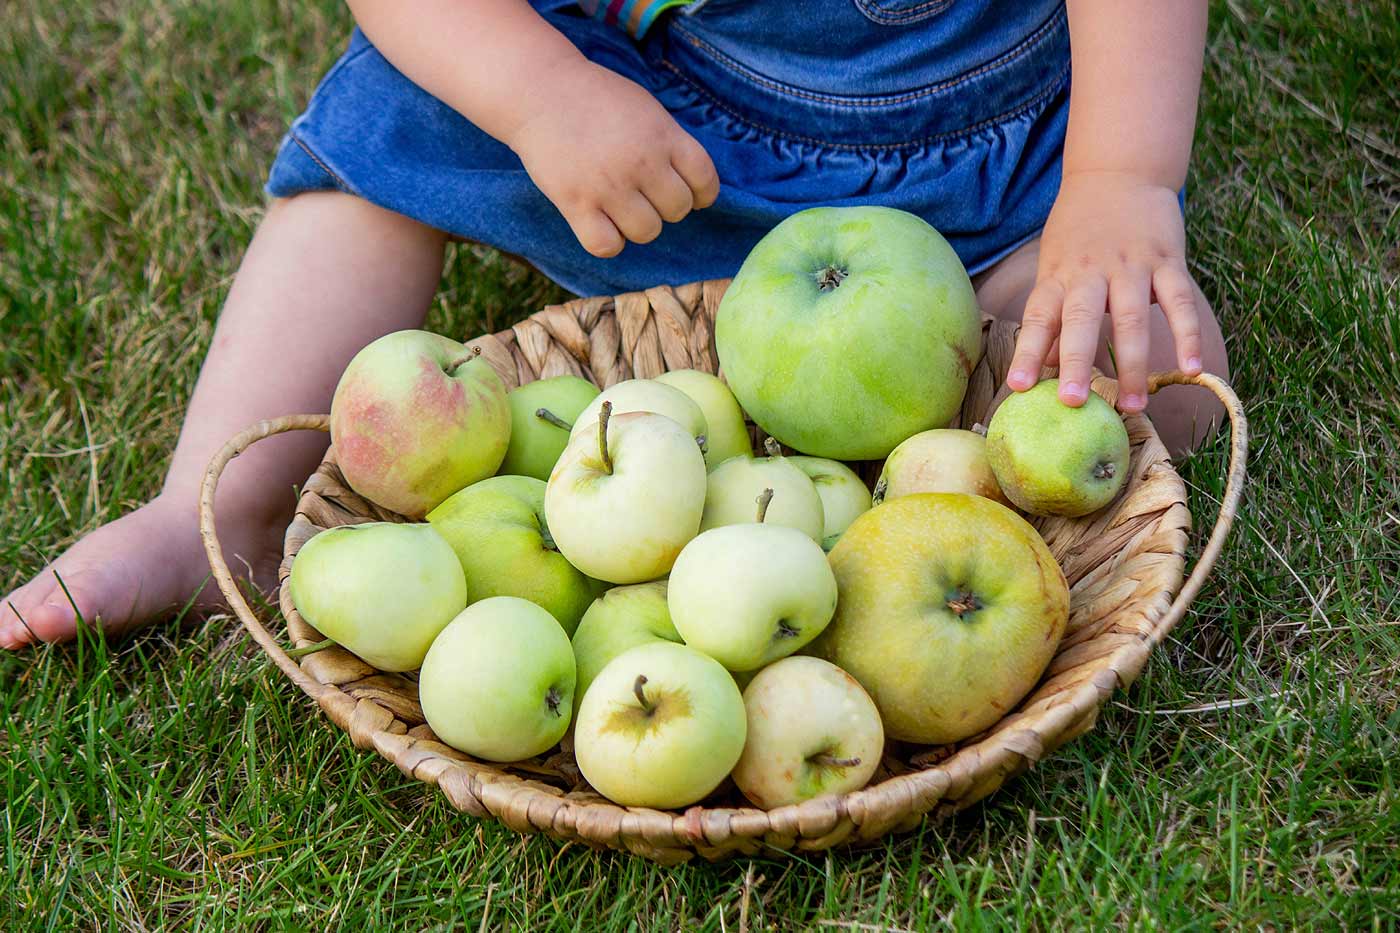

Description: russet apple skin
[498,376,600,481]
[876,429,1011,508]
[731,656,884,809]
[788,456,872,548]
[427,475,606,636]
[716,206,981,460]
[700,453,825,543]
[573,641,746,809]
[986,380,1130,517]
[654,369,753,467]
[288,521,468,672]
[545,411,707,584]
[330,330,510,519]
[814,493,1069,745]
[569,379,707,444]
[570,581,680,718]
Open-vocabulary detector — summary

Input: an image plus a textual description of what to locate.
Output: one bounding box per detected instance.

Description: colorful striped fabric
[576,0,693,38]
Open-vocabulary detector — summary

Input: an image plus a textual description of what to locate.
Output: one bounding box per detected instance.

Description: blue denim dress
[267,0,1070,297]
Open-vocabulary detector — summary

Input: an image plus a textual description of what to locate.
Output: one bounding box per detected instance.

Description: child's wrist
[1059,165,1184,193]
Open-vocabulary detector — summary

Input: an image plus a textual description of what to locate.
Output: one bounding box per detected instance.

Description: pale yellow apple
[875,429,1010,507]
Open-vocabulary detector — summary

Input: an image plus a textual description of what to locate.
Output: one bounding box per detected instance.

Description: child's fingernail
[1061,381,1085,401]
[1186,356,1202,372]
[1122,393,1145,410]
[1009,368,1032,387]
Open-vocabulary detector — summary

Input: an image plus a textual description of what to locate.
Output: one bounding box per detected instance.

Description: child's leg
[1,192,447,649]
[974,238,1230,456]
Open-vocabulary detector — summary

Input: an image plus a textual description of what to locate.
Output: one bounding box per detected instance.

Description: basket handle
[1142,370,1248,639]
[198,414,334,699]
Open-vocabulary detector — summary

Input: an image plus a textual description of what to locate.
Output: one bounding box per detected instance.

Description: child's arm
[346,0,719,258]
[1006,0,1209,413]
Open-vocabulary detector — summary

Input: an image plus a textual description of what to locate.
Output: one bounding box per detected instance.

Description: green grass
[3,0,1398,928]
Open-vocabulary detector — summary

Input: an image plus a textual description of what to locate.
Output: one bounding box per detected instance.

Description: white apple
[875,428,1010,508]
[654,369,753,467]
[788,456,872,550]
[545,404,707,584]
[730,656,884,809]
[418,596,576,762]
[288,521,467,672]
[699,439,824,542]
[573,641,746,809]
[569,378,707,446]
[569,581,680,717]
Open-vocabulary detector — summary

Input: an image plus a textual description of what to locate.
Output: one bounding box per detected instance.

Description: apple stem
[811,753,861,769]
[535,407,573,431]
[632,674,654,715]
[597,400,614,475]
[872,477,888,505]
[539,517,558,552]
[762,436,782,458]
[1094,462,1117,480]
[696,433,709,456]
[445,344,483,374]
[285,637,336,659]
[755,487,775,524]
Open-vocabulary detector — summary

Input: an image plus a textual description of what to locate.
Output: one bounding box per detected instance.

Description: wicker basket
[199,279,1246,865]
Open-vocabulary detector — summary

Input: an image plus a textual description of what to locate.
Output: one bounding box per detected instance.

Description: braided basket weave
[200,279,1246,865]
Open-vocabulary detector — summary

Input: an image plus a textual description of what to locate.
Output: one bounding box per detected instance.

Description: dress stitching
[853,0,955,27]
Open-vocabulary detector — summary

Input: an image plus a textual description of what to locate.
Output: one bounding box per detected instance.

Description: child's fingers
[671,136,720,209]
[1108,272,1152,412]
[1151,262,1204,374]
[567,209,625,258]
[641,168,695,224]
[1007,279,1064,390]
[605,190,664,245]
[1055,275,1108,406]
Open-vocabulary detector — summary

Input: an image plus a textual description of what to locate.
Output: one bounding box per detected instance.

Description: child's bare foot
[0,493,284,649]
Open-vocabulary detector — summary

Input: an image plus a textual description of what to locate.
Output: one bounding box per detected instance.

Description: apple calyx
[809,752,861,770]
[755,487,775,523]
[946,588,984,619]
[545,687,564,717]
[534,407,573,431]
[872,477,888,505]
[597,400,615,475]
[444,344,483,375]
[814,265,848,292]
[632,674,655,715]
[774,618,799,640]
[1093,461,1117,480]
[696,434,709,456]
[762,437,783,458]
[538,515,558,552]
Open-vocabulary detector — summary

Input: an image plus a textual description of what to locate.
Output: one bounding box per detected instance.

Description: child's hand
[506,60,720,258]
[1006,171,1205,414]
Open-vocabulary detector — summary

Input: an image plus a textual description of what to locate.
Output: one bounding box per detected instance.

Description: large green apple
[730,656,884,809]
[569,581,680,718]
[700,441,824,542]
[497,375,600,481]
[788,456,872,550]
[986,380,1130,517]
[427,475,606,636]
[813,493,1069,745]
[875,429,1010,508]
[715,207,981,460]
[573,641,746,809]
[288,521,467,672]
[330,330,511,518]
[654,369,753,467]
[419,596,576,762]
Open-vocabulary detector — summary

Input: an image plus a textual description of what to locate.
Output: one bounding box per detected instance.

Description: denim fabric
[267,0,1071,297]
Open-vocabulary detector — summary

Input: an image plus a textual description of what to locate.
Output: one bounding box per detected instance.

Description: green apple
[788,456,872,550]
[875,429,1010,508]
[569,378,707,447]
[419,596,576,761]
[427,475,606,636]
[986,380,1130,517]
[497,375,600,481]
[288,521,467,672]
[330,330,511,518]
[573,641,745,809]
[570,581,680,718]
[813,493,1069,745]
[668,517,838,672]
[730,656,884,809]
[545,405,707,584]
[654,369,752,467]
[716,206,981,460]
[700,440,824,542]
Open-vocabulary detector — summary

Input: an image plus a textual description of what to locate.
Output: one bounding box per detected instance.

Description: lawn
[2,0,1398,928]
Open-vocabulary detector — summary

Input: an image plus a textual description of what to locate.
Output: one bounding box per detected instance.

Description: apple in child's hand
[570,581,680,717]
[569,378,707,447]
[330,330,511,518]
[419,596,575,762]
[700,439,824,543]
[288,521,467,672]
[875,429,1010,508]
[427,475,606,636]
[497,375,600,481]
[731,656,884,809]
[670,491,838,671]
[716,206,981,460]
[986,379,1130,517]
[654,369,752,467]
[814,493,1069,744]
[545,404,707,584]
[788,456,872,550]
[573,641,746,809]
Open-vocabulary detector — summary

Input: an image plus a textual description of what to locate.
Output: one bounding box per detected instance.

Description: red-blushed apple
[573,641,746,809]
[730,656,884,809]
[330,330,510,518]
[288,521,467,672]
[700,439,824,543]
[497,375,600,481]
[875,429,1010,508]
[654,369,753,467]
[814,493,1069,745]
[788,456,872,550]
[544,404,706,584]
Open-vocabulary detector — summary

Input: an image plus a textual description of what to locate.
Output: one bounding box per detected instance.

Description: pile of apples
[290,206,1134,812]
